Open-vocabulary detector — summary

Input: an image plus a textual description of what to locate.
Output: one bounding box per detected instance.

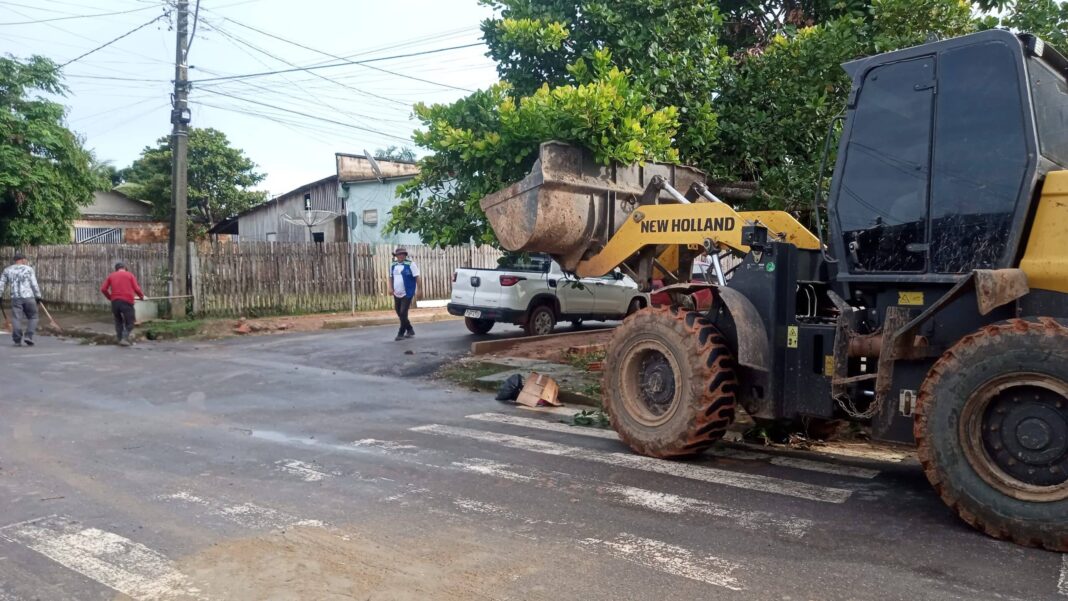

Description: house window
[312,232,325,243]
[362,209,378,226]
[75,227,123,244]
[266,232,277,242]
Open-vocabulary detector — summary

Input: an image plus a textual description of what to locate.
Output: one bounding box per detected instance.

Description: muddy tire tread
[603,305,737,458]
[914,317,1068,552]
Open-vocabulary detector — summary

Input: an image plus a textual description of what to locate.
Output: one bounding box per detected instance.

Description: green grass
[563,348,607,371]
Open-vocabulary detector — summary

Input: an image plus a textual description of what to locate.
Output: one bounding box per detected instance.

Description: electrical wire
[220,18,474,93]
[189,42,485,83]
[205,22,410,107]
[0,4,157,25]
[197,87,412,141]
[186,0,201,57]
[59,12,167,68]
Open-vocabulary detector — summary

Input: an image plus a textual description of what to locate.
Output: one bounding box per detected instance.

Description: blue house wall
[341,177,424,246]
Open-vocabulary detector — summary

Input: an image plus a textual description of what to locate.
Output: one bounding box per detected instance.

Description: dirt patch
[489,328,614,363]
[179,524,535,601]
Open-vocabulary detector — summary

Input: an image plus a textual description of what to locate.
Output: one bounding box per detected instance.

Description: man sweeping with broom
[0,252,42,347]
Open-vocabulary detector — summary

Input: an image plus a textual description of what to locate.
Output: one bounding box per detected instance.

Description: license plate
[464,309,482,319]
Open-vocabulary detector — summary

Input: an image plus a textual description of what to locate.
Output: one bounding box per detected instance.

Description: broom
[37,300,62,333]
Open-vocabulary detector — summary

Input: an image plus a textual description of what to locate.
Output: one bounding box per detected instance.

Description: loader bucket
[480,141,706,270]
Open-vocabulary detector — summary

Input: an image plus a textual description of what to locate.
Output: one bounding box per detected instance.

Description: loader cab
[827,30,1068,282]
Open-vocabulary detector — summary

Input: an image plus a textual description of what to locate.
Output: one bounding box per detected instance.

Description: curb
[322,313,459,330]
[470,326,613,355]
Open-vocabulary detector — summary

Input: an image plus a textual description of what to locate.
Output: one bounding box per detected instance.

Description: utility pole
[168,0,190,318]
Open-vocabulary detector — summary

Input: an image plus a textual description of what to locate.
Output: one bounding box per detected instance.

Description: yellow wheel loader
[480,30,1068,551]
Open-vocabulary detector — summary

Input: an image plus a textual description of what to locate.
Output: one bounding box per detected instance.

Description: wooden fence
[0,243,502,317]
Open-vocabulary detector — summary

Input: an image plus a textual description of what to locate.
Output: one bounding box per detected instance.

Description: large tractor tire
[916,318,1068,552]
[602,306,737,458]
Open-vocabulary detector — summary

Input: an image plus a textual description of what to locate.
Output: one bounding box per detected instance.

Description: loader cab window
[1029,56,1068,168]
[837,56,935,273]
[930,42,1028,273]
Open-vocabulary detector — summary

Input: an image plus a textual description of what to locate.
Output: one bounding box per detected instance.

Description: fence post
[188,241,200,315]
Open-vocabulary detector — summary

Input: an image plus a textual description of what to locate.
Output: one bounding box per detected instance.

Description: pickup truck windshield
[498,254,551,272]
[1029,56,1068,168]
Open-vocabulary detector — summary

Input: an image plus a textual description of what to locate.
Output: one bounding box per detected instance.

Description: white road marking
[467,412,879,479]
[581,533,743,591]
[517,405,577,417]
[0,516,203,601]
[274,459,336,482]
[1058,554,1068,596]
[352,438,418,451]
[412,424,851,503]
[159,491,323,530]
[452,458,811,538]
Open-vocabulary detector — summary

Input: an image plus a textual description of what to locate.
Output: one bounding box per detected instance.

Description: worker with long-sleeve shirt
[100,262,145,346]
[0,251,42,347]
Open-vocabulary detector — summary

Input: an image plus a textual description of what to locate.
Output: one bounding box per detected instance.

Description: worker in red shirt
[100,262,145,346]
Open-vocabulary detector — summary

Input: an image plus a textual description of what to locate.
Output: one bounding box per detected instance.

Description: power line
[189,42,485,83]
[205,22,411,107]
[221,18,474,93]
[198,87,412,141]
[186,0,201,56]
[59,12,167,68]
[0,4,157,25]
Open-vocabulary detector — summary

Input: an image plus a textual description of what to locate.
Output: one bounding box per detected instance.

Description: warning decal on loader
[897,291,924,306]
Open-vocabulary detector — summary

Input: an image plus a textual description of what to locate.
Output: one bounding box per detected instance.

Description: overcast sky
[1,0,499,196]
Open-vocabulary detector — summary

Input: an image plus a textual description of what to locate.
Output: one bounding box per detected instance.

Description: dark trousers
[394,295,414,336]
[11,298,38,343]
[112,299,135,341]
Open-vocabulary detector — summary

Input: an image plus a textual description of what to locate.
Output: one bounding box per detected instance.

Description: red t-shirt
[100,270,144,304]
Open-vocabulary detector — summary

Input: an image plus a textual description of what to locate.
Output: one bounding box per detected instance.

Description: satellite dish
[363,149,384,182]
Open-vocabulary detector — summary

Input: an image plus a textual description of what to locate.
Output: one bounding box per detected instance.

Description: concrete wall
[342,178,423,246]
[71,219,169,244]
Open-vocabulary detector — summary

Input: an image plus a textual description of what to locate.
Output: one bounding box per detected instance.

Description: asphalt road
[0,320,1064,601]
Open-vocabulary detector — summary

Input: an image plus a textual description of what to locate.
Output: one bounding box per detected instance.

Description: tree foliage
[388,52,679,247]
[391,0,1068,246]
[0,55,103,245]
[709,0,978,213]
[122,128,266,233]
[374,145,417,162]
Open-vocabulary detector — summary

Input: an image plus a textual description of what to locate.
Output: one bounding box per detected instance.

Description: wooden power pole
[169,0,190,318]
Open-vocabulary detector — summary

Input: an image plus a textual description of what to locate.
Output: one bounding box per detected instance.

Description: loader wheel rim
[620,340,680,427]
[961,374,1068,502]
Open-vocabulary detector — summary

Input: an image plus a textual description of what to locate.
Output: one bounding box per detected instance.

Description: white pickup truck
[448,255,648,336]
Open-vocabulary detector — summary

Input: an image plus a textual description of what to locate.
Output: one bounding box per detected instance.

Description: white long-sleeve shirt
[0,264,42,300]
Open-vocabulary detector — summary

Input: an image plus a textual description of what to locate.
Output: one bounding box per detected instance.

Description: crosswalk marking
[0,516,203,601]
[1059,554,1067,596]
[581,534,744,591]
[452,457,812,538]
[411,424,852,503]
[159,491,323,531]
[466,412,880,479]
[274,459,336,482]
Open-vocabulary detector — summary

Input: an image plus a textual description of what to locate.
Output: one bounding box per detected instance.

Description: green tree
[392,0,1068,246]
[707,0,978,214]
[0,55,103,245]
[481,0,724,162]
[374,145,417,162]
[387,52,679,247]
[123,128,266,233]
